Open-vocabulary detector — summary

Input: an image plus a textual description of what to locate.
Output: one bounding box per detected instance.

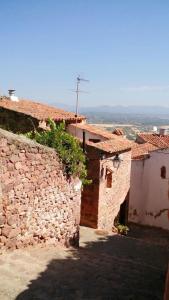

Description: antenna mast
[75,76,89,117]
[75,75,89,136]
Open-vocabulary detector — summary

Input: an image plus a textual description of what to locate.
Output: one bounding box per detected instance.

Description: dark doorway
[114,192,129,226]
[119,198,128,225]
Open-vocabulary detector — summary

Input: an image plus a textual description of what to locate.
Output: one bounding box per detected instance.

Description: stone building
[0,129,81,250]
[82,140,131,231]
[129,132,169,230]
[0,92,85,133]
[68,123,132,231]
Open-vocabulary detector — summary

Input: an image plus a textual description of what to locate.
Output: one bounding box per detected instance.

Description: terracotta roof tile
[131,142,159,159]
[71,123,132,153]
[87,137,132,154]
[137,133,169,148]
[70,123,115,139]
[0,97,85,122]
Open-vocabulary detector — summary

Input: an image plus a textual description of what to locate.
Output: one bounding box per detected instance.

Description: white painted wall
[129,149,169,230]
[67,124,107,142]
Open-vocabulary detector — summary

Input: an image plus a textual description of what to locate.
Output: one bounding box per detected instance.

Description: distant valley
[52,103,169,140]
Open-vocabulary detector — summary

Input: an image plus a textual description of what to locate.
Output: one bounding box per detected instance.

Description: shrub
[116,224,129,235]
[26,119,90,184]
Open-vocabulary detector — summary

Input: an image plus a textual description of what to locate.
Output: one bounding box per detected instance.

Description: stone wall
[0,129,81,251]
[0,108,39,133]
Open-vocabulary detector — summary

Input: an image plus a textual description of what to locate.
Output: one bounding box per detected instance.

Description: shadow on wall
[15,233,169,300]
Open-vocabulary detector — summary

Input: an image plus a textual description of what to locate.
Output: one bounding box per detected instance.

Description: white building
[129,134,169,231]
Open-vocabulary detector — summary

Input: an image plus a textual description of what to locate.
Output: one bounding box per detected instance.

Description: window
[161,166,166,179]
[105,168,112,188]
[89,138,101,143]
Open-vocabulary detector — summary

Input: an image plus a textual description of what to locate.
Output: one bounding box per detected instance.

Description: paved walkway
[0,226,168,300]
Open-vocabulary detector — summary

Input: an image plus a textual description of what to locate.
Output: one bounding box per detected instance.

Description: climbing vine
[26,119,89,184]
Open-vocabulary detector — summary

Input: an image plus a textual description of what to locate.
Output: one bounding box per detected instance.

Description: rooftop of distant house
[0,96,85,123]
[69,123,132,154]
[132,130,169,159]
[69,123,116,139]
[131,142,159,159]
[88,137,132,155]
[137,132,169,148]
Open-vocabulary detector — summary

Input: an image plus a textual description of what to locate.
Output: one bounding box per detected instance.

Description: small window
[161,166,166,179]
[106,168,112,188]
[89,138,101,143]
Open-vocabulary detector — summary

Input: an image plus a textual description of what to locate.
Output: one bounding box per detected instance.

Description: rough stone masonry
[0,129,81,251]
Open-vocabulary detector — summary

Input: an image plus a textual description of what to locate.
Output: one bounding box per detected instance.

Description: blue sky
[0,0,169,107]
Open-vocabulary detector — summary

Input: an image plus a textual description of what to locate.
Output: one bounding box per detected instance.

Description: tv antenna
[75,75,89,117]
[71,75,89,137]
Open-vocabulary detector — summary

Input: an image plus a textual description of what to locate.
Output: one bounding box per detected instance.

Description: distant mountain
[54,103,169,116]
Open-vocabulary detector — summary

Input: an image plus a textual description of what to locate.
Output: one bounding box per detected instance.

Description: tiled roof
[70,123,115,139]
[131,142,159,159]
[0,97,85,122]
[137,133,169,148]
[71,123,132,153]
[87,137,132,154]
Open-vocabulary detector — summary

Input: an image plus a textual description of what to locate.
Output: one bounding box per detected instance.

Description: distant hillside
[54,103,169,116]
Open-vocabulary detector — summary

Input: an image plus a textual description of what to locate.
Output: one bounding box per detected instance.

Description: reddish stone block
[18,153,26,160]
[15,162,22,170]
[9,155,19,163]
[6,238,17,249]
[0,235,7,244]
[0,215,5,226]
[1,225,12,238]
[0,138,7,147]
[9,228,21,238]
[7,215,18,226]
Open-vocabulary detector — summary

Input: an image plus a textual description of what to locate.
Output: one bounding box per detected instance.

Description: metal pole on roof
[75,75,89,136]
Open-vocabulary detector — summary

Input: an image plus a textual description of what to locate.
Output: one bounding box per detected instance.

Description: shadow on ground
[15,231,169,300]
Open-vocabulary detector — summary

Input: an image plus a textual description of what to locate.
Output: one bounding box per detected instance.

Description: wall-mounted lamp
[113,154,121,169]
[100,152,122,169]
[100,153,106,160]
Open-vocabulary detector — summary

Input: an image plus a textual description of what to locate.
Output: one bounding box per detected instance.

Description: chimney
[152,126,157,133]
[8,89,19,102]
[159,128,167,136]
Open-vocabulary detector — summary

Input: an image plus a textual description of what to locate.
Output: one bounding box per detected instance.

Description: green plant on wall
[26,119,90,184]
[116,223,129,235]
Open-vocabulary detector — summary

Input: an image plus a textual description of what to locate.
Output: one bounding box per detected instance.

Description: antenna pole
[74,76,89,137]
[75,77,80,117]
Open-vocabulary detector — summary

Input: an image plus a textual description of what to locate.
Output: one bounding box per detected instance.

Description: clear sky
[1,0,169,107]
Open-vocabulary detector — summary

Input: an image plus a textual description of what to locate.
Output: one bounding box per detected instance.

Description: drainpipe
[83,130,86,153]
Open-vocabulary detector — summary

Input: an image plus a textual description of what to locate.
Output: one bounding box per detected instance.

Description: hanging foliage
[26,119,90,184]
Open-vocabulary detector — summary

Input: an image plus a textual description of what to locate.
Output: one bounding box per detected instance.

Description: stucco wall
[0,129,81,251]
[98,151,131,231]
[129,150,169,230]
[67,124,107,142]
